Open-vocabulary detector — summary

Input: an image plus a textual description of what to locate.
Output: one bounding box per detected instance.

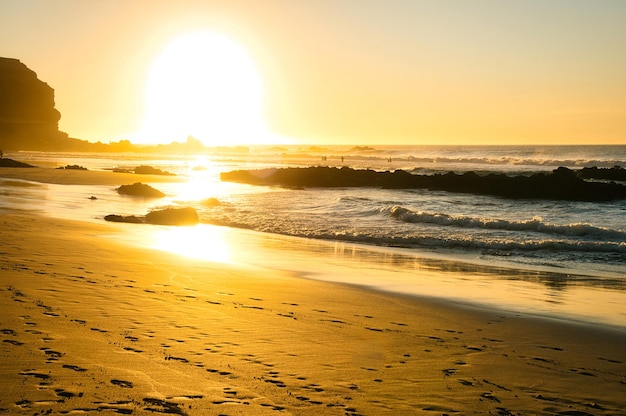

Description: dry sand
[1,167,625,415]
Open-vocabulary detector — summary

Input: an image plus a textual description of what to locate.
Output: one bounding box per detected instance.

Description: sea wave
[332,230,626,258]
[402,156,626,169]
[387,206,626,240]
[279,152,626,170]
[200,213,626,260]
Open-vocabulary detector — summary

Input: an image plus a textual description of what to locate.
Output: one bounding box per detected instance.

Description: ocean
[2,145,625,328]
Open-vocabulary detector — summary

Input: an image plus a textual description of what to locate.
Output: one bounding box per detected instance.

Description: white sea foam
[387,206,626,240]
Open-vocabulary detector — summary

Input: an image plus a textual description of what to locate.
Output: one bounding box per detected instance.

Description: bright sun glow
[133,31,274,146]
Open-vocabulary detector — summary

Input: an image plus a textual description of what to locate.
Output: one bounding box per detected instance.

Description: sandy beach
[1,168,625,415]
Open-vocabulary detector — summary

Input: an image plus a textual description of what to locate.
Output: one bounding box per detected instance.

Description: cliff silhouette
[0,57,72,150]
[0,57,213,153]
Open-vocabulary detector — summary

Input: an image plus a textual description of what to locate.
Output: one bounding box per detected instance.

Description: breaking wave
[387,206,626,240]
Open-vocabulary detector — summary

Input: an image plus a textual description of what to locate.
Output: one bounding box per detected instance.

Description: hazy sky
[1,0,625,145]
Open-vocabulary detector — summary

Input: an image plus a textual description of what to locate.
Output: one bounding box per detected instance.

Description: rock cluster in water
[221,166,626,201]
[56,164,87,170]
[578,166,626,182]
[112,165,176,176]
[108,182,198,225]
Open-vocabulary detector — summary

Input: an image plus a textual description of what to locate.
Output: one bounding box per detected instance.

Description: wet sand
[1,167,625,415]
[0,166,184,186]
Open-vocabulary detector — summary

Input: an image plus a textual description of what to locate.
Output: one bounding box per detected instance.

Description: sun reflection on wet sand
[135,222,626,328]
[151,224,232,263]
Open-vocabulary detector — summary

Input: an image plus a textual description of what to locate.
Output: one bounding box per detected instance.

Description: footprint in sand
[55,388,80,398]
[90,327,108,333]
[364,326,386,332]
[570,368,596,377]
[40,348,63,361]
[143,398,184,414]
[538,345,564,351]
[483,379,511,391]
[480,392,501,403]
[165,355,189,363]
[264,378,287,388]
[598,357,622,364]
[62,364,87,372]
[111,379,133,388]
[320,319,347,324]
[206,368,232,376]
[19,371,50,379]
[463,345,484,352]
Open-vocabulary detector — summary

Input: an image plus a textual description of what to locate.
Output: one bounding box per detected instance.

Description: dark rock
[0,60,216,153]
[578,166,626,182]
[116,183,165,198]
[112,167,133,173]
[0,158,35,168]
[104,207,198,226]
[104,214,144,224]
[134,165,175,176]
[145,207,199,226]
[0,57,69,150]
[57,164,87,170]
[221,166,626,202]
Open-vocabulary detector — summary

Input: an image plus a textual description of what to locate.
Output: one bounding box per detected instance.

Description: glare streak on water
[2,145,625,329]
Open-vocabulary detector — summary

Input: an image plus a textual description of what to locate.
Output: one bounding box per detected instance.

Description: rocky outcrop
[133,165,175,176]
[221,166,626,202]
[145,207,199,225]
[56,164,87,170]
[0,61,217,153]
[116,183,165,198]
[104,207,199,226]
[578,166,626,182]
[103,214,144,224]
[0,57,70,150]
[0,158,35,168]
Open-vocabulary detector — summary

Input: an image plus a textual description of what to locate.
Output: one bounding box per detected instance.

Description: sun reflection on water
[151,224,231,263]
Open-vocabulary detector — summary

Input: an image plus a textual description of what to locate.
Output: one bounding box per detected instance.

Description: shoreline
[122,222,626,331]
[2,211,625,414]
[0,168,626,331]
[2,166,625,329]
[1,167,625,414]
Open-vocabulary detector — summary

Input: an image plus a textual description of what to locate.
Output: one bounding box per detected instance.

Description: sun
[133,31,273,146]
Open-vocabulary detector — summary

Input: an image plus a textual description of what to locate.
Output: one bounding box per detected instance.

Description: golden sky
[1,0,625,146]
